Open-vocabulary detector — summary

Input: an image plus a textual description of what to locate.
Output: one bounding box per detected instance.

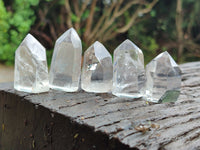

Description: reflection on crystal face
[159,90,180,103]
[81,41,113,93]
[112,39,145,98]
[49,28,82,92]
[144,51,181,103]
[14,34,49,93]
[87,63,98,71]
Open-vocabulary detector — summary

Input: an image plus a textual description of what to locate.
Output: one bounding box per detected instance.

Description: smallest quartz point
[144,51,181,103]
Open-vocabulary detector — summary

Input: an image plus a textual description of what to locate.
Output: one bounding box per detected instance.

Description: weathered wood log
[0,61,200,150]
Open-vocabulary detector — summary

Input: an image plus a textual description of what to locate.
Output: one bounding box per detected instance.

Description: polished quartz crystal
[14,34,49,93]
[81,41,113,93]
[145,51,181,103]
[49,28,82,92]
[112,39,145,98]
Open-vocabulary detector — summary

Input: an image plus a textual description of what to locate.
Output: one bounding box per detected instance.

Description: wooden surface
[0,61,200,150]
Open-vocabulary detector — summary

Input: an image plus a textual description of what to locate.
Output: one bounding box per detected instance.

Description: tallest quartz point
[49,28,82,92]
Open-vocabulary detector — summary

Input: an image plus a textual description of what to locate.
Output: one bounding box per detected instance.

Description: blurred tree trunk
[33,0,158,48]
[176,0,183,62]
[67,0,158,46]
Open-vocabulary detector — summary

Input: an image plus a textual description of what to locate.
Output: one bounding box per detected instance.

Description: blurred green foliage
[128,20,159,63]
[46,50,53,66]
[128,0,200,63]
[0,0,199,65]
[0,0,39,65]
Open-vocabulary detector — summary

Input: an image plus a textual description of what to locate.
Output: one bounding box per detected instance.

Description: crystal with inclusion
[49,28,82,92]
[14,34,49,93]
[145,51,181,103]
[81,41,113,93]
[112,39,146,98]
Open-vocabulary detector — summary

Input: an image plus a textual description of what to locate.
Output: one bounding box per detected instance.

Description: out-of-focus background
[0,0,199,82]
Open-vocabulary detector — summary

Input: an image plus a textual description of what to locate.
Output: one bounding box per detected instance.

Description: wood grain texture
[0,61,200,150]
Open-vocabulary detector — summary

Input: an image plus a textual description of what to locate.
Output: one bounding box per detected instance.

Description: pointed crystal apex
[56,27,81,48]
[145,51,181,103]
[49,28,82,92]
[81,41,113,93]
[112,39,145,98]
[14,33,49,93]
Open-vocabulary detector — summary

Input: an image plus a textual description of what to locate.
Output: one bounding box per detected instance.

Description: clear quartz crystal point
[49,28,82,92]
[112,39,146,98]
[14,34,49,93]
[145,51,181,103]
[81,41,113,93]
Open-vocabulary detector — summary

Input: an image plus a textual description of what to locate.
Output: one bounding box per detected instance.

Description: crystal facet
[14,34,49,93]
[112,39,145,98]
[81,41,113,93]
[145,51,181,103]
[49,28,82,92]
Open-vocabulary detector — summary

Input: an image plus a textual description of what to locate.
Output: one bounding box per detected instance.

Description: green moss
[0,0,39,65]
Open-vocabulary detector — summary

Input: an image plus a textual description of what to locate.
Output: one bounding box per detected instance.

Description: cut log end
[0,61,200,150]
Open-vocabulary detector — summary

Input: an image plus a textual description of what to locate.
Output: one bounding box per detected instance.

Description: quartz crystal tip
[145,51,181,103]
[81,41,113,93]
[14,33,49,93]
[55,27,81,48]
[112,39,145,98]
[49,28,82,92]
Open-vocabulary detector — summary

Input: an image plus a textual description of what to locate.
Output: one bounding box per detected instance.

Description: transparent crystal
[145,51,181,103]
[112,39,145,98]
[14,34,49,93]
[81,41,113,93]
[49,28,82,92]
